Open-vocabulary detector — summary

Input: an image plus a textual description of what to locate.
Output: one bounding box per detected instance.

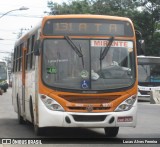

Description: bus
[0,60,9,92]
[138,56,160,101]
[12,15,140,137]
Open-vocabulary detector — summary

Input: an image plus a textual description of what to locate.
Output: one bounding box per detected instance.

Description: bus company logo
[86,104,93,112]
[2,139,11,144]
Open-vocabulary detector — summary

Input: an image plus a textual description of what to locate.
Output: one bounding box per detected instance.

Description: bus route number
[47,67,57,74]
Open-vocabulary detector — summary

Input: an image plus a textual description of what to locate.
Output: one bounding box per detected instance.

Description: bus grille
[60,95,119,103]
[72,115,107,122]
[68,106,110,111]
[139,90,150,95]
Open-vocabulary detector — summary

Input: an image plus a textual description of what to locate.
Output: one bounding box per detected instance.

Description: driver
[91,49,119,80]
[102,49,118,68]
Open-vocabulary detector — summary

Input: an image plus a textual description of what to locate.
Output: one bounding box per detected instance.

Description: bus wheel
[104,127,119,137]
[4,89,7,92]
[17,97,25,124]
[34,125,44,136]
[29,98,43,136]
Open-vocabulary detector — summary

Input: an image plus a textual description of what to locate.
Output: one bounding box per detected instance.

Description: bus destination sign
[43,19,133,36]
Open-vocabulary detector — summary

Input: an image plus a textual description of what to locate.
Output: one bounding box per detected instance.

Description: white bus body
[138,56,160,101]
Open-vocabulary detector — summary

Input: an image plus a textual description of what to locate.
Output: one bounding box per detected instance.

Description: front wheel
[34,125,44,136]
[104,127,119,137]
[30,98,44,136]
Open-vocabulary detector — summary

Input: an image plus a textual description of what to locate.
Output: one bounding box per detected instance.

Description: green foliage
[47,0,92,14]
[46,0,160,56]
[146,32,160,55]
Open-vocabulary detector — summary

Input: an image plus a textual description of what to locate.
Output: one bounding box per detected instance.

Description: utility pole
[18,28,30,38]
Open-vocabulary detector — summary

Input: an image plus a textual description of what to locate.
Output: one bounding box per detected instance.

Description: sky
[0,0,68,60]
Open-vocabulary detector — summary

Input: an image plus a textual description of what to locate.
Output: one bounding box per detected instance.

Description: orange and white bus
[12,15,140,137]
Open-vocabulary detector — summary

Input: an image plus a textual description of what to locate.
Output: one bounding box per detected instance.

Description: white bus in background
[137,56,160,101]
[0,60,9,92]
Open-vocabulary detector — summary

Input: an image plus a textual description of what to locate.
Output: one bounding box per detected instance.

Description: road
[0,88,160,145]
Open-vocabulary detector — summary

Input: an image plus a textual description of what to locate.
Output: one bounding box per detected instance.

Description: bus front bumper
[38,98,137,128]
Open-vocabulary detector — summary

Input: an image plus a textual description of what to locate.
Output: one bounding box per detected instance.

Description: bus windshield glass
[138,58,160,86]
[0,62,7,80]
[42,39,135,91]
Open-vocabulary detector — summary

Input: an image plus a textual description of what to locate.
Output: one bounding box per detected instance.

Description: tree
[47,0,92,14]
[148,32,160,55]
[131,0,160,55]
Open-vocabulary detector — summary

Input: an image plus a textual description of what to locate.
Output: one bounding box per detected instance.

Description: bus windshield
[42,39,135,91]
[0,63,7,80]
[138,63,160,86]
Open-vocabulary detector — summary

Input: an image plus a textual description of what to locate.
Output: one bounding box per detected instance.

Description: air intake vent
[72,115,107,122]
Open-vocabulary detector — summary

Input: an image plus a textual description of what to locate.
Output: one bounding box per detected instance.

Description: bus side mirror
[135,30,145,55]
[34,40,41,56]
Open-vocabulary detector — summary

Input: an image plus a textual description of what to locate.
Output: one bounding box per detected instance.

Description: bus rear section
[138,56,160,101]
[12,15,138,137]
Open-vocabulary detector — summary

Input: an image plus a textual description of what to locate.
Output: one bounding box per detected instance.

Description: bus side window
[15,47,18,72]
[13,47,17,72]
[26,38,29,70]
[26,35,36,71]
[26,38,31,70]
[30,35,35,69]
[19,43,23,71]
[16,46,20,72]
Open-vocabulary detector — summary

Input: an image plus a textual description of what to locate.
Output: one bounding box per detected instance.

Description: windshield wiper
[64,35,84,68]
[64,36,83,57]
[99,36,114,61]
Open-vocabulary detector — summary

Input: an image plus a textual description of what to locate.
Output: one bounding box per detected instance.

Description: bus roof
[137,55,160,64]
[137,55,160,59]
[42,14,133,22]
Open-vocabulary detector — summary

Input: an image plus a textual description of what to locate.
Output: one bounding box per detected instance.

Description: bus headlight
[114,95,137,112]
[40,95,64,111]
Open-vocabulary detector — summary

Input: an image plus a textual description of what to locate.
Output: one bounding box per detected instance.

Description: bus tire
[34,125,44,136]
[17,96,25,124]
[104,127,119,137]
[29,97,43,136]
[4,89,7,92]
